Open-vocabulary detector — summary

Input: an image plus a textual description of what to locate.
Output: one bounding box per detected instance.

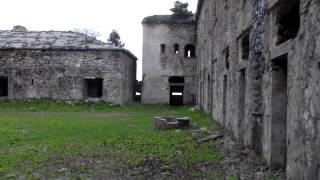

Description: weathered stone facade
[0,26,137,105]
[196,0,320,179]
[142,16,197,105]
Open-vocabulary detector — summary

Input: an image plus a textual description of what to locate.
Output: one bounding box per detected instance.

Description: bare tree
[73,28,101,39]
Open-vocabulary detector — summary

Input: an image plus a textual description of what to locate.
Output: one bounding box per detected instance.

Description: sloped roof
[142,15,195,25]
[0,26,137,60]
[0,26,108,49]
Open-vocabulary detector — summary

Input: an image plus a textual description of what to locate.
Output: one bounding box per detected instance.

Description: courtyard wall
[196,0,320,179]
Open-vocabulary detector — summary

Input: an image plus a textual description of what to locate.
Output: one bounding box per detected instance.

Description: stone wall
[196,0,320,179]
[142,18,197,105]
[0,49,136,105]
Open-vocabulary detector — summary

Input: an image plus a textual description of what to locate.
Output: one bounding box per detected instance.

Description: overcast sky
[0,0,198,80]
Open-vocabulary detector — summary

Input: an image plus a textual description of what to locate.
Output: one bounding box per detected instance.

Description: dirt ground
[35,133,285,180]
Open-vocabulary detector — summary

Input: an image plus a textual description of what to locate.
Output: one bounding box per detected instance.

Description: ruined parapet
[12,25,28,32]
[142,15,195,25]
[154,117,190,130]
[0,25,110,50]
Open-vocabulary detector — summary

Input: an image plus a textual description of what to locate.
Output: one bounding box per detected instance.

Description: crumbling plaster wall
[142,23,197,104]
[197,0,253,141]
[275,0,320,179]
[0,49,136,105]
[197,0,319,179]
[262,0,320,178]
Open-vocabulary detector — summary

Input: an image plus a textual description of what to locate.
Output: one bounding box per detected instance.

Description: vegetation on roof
[170,1,193,17]
[142,1,195,24]
[142,15,195,24]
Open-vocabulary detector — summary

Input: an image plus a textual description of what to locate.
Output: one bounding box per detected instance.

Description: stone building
[142,15,197,105]
[196,0,319,179]
[0,26,137,105]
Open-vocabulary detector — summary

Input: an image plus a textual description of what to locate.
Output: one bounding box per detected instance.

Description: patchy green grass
[209,171,224,180]
[0,100,223,178]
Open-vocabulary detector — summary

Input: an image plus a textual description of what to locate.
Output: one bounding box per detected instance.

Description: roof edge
[142,15,196,25]
[0,47,138,61]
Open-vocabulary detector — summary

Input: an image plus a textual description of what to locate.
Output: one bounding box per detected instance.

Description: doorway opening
[85,78,103,98]
[200,82,203,105]
[133,80,142,102]
[270,54,288,170]
[169,76,184,106]
[207,75,212,112]
[222,75,228,126]
[238,69,246,142]
[0,77,8,97]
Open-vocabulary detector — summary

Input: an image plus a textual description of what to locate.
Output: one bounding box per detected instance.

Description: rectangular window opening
[276,0,300,45]
[161,44,166,54]
[240,30,250,61]
[223,47,230,69]
[174,44,179,54]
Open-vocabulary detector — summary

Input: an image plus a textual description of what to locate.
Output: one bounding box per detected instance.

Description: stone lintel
[267,0,281,10]
[269,40,292,60]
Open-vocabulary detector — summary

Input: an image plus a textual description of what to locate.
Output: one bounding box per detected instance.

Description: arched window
[184,44,195,58]
[174,44,179,54]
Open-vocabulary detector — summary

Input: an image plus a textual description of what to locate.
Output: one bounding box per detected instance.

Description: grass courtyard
[0,100,225,179]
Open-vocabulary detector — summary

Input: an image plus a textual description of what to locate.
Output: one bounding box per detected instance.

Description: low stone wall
[154,117,190,130]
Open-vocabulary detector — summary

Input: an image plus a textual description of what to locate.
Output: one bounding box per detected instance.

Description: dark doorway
[270,54,288,170]
[222,75,227,126]
[207,75,212,112]
[0,77,8,97]
[85,78,103,98]
[170,85,184,106]
[239,69,246,142]
[133,80,142,102]
[169,76,185,106]
[200,82,203,104]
